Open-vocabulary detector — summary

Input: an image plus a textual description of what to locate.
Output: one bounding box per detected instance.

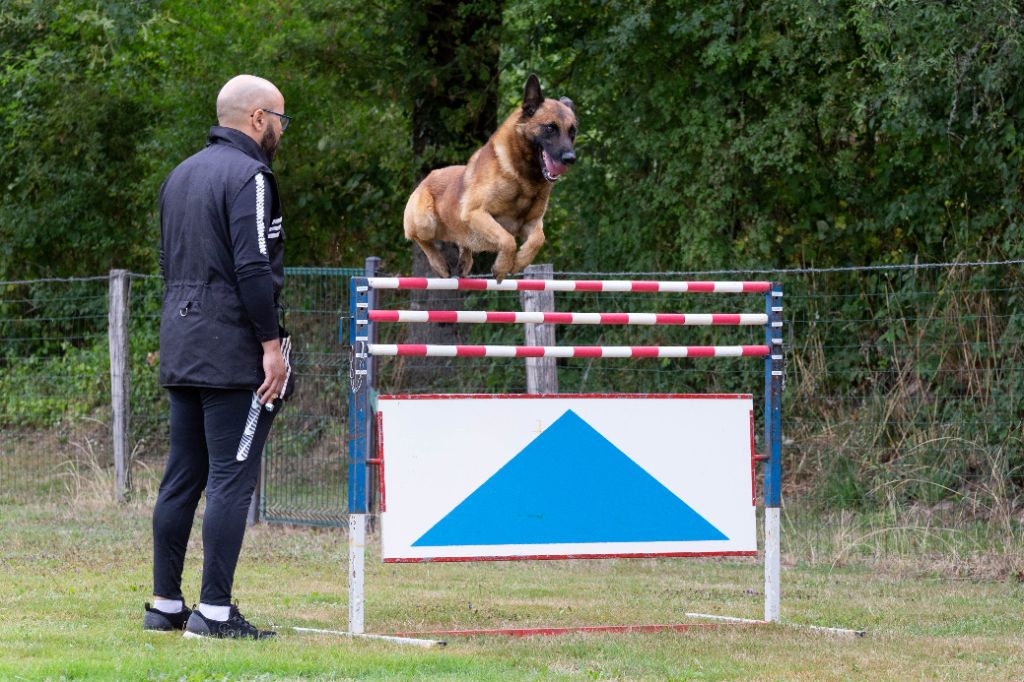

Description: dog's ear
[559,97,575,113]
[522,74,543,118]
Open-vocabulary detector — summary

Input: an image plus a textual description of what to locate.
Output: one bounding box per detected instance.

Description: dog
[403,74,577,282]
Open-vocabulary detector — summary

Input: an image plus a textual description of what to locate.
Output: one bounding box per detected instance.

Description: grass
[2,498,1024,681]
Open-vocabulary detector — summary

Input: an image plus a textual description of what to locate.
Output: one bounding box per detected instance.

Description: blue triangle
[413,410,728,546]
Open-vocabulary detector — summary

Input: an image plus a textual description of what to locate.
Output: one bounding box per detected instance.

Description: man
[143,75,290,640]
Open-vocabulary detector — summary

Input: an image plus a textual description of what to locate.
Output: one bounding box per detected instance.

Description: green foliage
[502,0,1024,271]
[0,1,166,277]
[3,0,1021,277]
[0,339,108,428]
[0,278,110,427]
[2,1,1023,510]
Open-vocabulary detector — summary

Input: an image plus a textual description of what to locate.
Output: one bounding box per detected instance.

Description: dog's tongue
[542,149,567,179]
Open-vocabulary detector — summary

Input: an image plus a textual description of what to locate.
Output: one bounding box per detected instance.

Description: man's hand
[257,338,286,405]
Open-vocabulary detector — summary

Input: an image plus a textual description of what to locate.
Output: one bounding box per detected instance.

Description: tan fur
[404,77,577,281]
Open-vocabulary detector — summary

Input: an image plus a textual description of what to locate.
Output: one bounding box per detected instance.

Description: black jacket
[159,126,285,389]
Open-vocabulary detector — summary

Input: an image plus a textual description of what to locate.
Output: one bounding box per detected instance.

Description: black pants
[152,387,277,606]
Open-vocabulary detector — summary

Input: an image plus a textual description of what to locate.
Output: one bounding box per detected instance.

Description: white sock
[198,603,231,621]
[153,597,183,613]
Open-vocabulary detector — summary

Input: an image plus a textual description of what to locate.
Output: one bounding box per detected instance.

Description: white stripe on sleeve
[254,173,267,256]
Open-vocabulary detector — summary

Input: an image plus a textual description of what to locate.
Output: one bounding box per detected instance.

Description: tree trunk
[404,0,503,389]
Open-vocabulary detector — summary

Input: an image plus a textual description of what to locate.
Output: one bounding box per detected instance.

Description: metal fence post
[108,269,131,503]
[520,263,558,394]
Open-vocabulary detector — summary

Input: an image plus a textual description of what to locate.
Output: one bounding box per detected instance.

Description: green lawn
[2,502,1023,681]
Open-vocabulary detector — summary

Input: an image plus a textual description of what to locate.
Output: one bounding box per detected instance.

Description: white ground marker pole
[294,626,444,646]
[684,613,864,637]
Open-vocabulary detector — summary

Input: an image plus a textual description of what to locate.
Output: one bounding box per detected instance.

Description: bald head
[216,75,284,128]
[215,75,287,162]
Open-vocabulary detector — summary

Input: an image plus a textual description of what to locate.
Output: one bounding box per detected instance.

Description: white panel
[378,396,756,561]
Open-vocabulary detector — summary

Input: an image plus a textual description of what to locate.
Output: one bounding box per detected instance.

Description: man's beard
[260,126,279,163]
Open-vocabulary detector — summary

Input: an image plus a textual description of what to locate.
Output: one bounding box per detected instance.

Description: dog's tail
[403,185,440,242]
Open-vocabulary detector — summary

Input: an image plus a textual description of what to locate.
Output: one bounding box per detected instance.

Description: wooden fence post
[520,264,558,394]
[108,269,131,503]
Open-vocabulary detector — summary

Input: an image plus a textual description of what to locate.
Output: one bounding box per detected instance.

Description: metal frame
[340,272,786,641]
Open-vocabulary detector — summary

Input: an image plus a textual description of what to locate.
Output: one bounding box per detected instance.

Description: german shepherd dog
[403,74,577,282]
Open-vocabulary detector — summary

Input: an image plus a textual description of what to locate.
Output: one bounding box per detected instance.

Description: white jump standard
[342,275,786,641]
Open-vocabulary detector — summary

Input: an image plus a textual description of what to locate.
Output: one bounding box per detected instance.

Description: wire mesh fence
[121,269,362,526]
[260,267,360,526]
[371,264,1024,502]
[1,262,1022,562]
[0,276,113,503]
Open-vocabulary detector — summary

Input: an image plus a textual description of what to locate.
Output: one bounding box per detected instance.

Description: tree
[397,0,504,364]
[502,0,1024,271]
[0,2,163,277]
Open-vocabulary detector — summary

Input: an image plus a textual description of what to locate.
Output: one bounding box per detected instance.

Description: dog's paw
[512,258,532,275]
[491,267,508,284]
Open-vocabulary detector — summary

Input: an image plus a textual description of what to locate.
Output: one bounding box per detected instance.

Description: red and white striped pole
[369,310,768,326]
[367,344,770,358]
[367,277,771,293]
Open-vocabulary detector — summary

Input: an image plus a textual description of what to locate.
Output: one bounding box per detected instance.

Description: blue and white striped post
[347,276,371,634]
[763,282,783,622]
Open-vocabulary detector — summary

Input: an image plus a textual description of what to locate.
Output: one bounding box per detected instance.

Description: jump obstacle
[322,272,794,644]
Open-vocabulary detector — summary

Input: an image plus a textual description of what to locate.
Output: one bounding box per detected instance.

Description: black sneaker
[183,604,277,640]
[143,602,193,631]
